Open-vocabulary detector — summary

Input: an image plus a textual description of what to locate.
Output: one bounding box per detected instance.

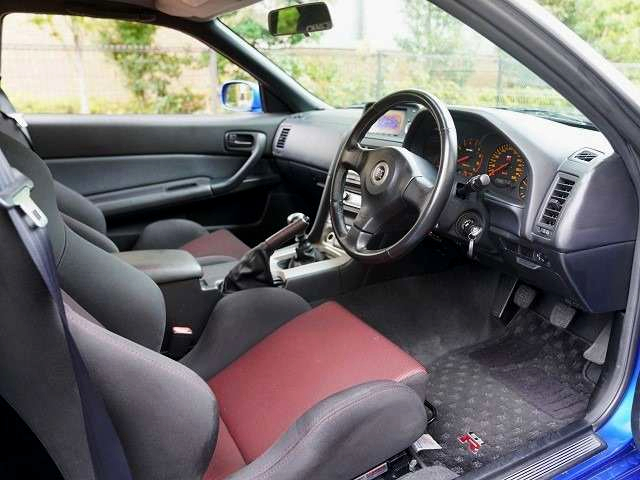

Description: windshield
[221,0,589,124]
[539,0,640,83]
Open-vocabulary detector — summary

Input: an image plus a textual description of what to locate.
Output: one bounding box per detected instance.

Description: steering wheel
[329,90,457,264]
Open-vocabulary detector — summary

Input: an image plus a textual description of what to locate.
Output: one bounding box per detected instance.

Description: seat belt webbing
[0,149,133,480]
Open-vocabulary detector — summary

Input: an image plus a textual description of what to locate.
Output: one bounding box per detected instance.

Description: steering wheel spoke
[341,144,369,173]
[344,223,373,252]
[403,176,435,210]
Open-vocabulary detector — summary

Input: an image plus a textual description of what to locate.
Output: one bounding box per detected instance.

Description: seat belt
[0,149,133,480]
[0,86,35,150]
[1,111,34,149]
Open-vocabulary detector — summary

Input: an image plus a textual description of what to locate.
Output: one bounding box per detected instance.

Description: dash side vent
[537,174,576,236]
[570,148,602,163]
[275,127,291,150]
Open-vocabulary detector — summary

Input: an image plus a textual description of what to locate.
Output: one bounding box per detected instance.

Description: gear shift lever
[221,214,309,293]
[287,212,325,267]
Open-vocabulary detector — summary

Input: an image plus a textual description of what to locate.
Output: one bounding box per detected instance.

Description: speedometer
[457,138,484,177]
[487,143,526,190]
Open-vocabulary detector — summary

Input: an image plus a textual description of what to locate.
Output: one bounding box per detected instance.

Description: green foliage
[23,1,640,116]
[98,21,207,113]
[217,0,315,86]
[222,0,305,48]
[30,15,207,113]
[539,0,640,62]
[396,1,464,55]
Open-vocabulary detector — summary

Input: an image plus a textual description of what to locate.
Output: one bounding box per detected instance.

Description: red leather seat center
[207,301,427,467]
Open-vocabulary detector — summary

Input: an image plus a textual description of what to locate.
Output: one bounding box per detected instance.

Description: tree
[539,0,640,63]
[32,16,208,113]
[31,15,94,113]
[395,0,473,94]
[396,1,465,55]
[218,0,308,83]
[99,21,208,113]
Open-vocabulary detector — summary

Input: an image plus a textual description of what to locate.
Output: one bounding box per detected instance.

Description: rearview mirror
[268,2,332,36]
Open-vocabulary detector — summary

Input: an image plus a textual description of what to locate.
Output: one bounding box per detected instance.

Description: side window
[0,13,258,114]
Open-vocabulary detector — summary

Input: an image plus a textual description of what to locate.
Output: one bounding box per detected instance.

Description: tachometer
[457,138,484,177]
[487,143,526,189]
[519,177,528,200]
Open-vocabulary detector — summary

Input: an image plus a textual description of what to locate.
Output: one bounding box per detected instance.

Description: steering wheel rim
[329,89,457,264]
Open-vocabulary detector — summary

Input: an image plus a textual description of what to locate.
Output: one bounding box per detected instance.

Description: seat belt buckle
[0,168,48,228]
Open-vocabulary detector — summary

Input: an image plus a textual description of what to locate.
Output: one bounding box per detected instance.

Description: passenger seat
[0,87,251,260]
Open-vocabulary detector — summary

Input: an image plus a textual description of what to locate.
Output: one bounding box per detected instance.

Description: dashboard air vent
[570,148,602,163]
[276,127,291,150]
[538,175,576,234]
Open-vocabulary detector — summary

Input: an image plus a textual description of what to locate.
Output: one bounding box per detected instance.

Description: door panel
[44,154,249,196]
[28,113,285,158]
[25,113,303,247]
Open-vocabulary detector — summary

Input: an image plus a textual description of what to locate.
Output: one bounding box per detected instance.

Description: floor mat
[420,309,594,475]
[335,264,503,366]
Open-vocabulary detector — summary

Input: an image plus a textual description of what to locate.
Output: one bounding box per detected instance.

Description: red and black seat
[0,131,429,479]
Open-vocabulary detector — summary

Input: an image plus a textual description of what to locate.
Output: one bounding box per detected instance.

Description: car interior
[0,1,637,480]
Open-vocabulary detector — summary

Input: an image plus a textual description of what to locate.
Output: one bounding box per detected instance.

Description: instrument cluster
[412,114,529,203]
[458,134,528,201]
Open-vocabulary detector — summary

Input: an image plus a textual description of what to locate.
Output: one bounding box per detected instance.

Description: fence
[2,43,638,115]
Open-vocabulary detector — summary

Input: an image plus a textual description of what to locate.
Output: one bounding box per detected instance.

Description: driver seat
[0,131,428,480]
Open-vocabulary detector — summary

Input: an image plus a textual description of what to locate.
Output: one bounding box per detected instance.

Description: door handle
[211,132,267,195]
[225,131,255,150]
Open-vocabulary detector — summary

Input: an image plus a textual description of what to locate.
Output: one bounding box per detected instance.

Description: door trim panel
[27,113,285,158]
[45,153,250,196]
[89,177,213,216]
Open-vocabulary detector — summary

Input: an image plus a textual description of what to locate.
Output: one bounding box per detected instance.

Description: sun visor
[154,0,260,20]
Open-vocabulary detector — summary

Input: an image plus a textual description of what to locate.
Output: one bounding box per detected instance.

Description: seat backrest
[0,132,217,480]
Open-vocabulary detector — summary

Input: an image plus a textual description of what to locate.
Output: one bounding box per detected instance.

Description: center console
[116,249,234,357]
[116,172,363,355]
[269,219,351,300]
[268,172,361,300]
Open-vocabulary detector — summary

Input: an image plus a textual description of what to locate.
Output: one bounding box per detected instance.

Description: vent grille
[276,127,291,150]
[539,176,575,231]
[570,148,601,162]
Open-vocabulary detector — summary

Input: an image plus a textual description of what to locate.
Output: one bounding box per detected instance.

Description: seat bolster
[227,381,427,480]
[62,212,119,253]
[182,288,311,379]
[54,180,107,234]
[58,226,166,351]
[398,369,430,403]
[68,308,218,480]
[133,218,209,251]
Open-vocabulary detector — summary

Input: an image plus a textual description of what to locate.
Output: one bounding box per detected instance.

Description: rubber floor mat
[420,309,594,475]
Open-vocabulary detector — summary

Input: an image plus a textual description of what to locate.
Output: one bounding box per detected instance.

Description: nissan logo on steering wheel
[371,161,389,185]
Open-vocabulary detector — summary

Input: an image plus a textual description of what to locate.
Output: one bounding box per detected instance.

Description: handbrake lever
[264,215,309,254]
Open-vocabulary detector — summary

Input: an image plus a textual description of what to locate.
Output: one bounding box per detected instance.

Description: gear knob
[287,212,309,225]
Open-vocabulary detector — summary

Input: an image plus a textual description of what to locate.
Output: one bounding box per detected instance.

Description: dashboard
[271,105,637,313]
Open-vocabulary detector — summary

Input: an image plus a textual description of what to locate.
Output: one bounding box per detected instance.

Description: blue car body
[560,356,640,478]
